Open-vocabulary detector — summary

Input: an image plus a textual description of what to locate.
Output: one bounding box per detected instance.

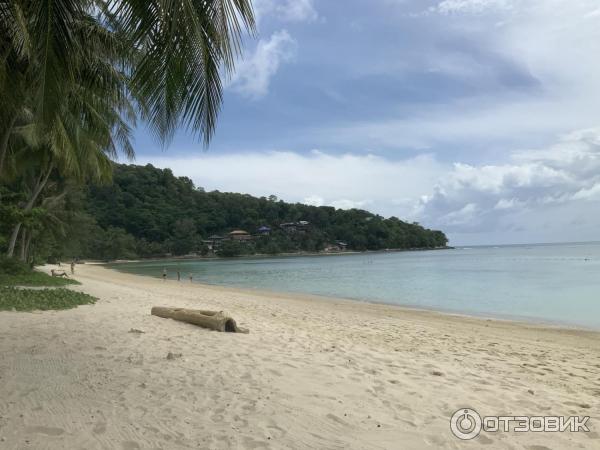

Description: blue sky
[134,0,600,245]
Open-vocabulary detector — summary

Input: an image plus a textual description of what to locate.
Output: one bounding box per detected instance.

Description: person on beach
[162,268,167,281]
[70,261,75,275]
[177,270,181,282]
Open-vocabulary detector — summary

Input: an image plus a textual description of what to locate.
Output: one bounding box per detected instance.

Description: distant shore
[0,263,597,449]
[102,245,455,264]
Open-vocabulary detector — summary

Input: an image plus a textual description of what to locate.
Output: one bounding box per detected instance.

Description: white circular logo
[450,408,482,440]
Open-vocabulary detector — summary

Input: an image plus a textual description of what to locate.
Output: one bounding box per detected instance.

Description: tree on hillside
[169,218,201,256]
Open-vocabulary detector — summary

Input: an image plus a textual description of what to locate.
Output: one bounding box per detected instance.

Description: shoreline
[1,264,598,449]
[53,262,600,340]
[114,266,600,339]
[108,262,600,334]
[98,245,455,264]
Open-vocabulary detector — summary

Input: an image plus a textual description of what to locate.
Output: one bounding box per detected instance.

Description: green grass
[0,257,79,287]
[0,271,80,287]
[0,287,97,312]
[0,258,93,311]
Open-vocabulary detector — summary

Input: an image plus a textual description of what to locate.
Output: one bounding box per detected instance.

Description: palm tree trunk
[0,116,17,178]
[6,224,22,258]
[6,164,53,257]
[19,228,27,261]
[24,231,33,262]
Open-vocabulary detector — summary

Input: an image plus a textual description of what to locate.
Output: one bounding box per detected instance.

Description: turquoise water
[110,242,600,329]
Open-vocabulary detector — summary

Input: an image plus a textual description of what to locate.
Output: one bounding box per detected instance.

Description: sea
[109,242,600,330]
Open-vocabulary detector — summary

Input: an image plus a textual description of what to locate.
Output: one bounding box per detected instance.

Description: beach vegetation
[0,270,79,287]
[0,287,95,311]
[0,256,79,286]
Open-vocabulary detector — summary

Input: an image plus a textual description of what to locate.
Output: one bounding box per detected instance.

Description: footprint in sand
[326,413,350,427]
[26,426,65,436]
[478,435,494,445]
[93,422,107,434]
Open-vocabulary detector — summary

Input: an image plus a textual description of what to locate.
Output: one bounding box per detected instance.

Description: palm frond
[105,0,255,146]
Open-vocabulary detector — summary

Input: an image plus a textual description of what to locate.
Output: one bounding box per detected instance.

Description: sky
[132,0,600,246]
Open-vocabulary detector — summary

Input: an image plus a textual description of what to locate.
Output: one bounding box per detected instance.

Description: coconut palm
[0,0,255,177]
[103,0,255,144]
[0,1,133,179]
[1,0,255,258]
[3,7,135,256]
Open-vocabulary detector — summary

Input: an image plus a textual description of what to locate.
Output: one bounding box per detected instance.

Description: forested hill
[67,163,448,259]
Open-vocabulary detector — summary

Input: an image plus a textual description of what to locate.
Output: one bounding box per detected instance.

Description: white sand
[0,264,598,449]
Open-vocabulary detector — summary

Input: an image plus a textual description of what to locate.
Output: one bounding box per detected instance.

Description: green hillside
[78,163,448,259]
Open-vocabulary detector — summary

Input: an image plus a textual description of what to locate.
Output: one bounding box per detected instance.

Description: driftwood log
[151,307,249,333]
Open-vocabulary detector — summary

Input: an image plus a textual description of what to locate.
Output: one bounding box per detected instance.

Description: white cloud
[140,126,600,244]
[140,150,445,219]
[302,195,371,211]
[572,183,600,201]
[334,1,600,152]
[253,0,318,23]
[418,127,600,238]
[494,198,524,210]
[227,30,296,99]
[330,199,371,210]
[303,195,325,206]
[440,203,479,226]
[140,128,600,243]
[432,0,515,15]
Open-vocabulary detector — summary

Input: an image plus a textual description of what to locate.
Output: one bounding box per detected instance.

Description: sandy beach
[0,264,598,449]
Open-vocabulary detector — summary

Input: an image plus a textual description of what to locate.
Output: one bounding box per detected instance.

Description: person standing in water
[177,270,181,282]
[162,268,167,281]
[189,273,193,283]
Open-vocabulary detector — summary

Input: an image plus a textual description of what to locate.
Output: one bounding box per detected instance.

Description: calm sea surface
[109,242,600,329]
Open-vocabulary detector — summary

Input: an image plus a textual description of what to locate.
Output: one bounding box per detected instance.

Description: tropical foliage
[0,287,96,311]
[0,0,255,263]
[4,163,448,260]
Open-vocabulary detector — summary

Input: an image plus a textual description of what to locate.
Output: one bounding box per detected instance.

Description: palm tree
[0,0,255,178]
[103,0,255,144]
[3,8,133,256]
[1,0,255,258]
